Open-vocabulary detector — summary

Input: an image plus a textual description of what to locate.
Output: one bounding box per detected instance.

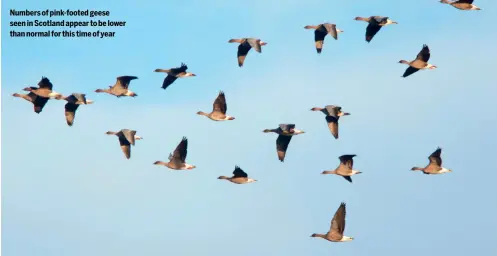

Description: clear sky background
[2,0,497,255]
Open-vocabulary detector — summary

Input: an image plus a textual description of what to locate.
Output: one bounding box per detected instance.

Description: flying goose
[218,165,257,184]
[55,93,94,126]
[311,202,354,242]
[322,155,362,183]
[23,77,62,99]
[399,44,437,78]
[95,76,138,97]
[310,105,349,139]
[411,147,452,175]
[440,0,481,10]
[105,129,143,159]
[304,23,344,54]
[354,16,398,43]
[154,63,196,90]
[263,124,305,162]
[12,92,49,114]
[153,137,196,170]
[228,38,267,67]
[197,91,235,121]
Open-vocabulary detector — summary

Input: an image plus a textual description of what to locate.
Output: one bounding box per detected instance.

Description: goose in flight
[263,124,305,162]
[153,137,196,170]
[56,93,94,126]
[311,202,354,242]
[322,155,362,183]
[311,105,349,139]
[304,23,344,53]
[23,77,62,99]
[154,63,196,90]
[411,147,452,174]
[228,38,267,67]
[95,76,138,97]
[218,166,257,184]
[440,0,481,10]
[12,91,50,114]
[354,16,398,42]
[399,44,437,78]
[105,129,143,159]
[197,91,235,121]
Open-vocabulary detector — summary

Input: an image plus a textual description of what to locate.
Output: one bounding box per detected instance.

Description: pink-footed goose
[440,0,481,10]
[12,91,49,114]
[399,44,437,78]
[322,155,362,183]
[354,16,398,42]
[228,38,267,67]
[411,147,452,175]
[304,23,344,53]
[154,63,196,90]
[22,77,62,99]
[154,137,196,170]
[263,124,305,162]
[311,105,350,139]
[55,93,94,126]
[106,129,143,159]
[218,166,257,184]
[95,76,138,97]
[197,91,235,121]
[311,202,354,242]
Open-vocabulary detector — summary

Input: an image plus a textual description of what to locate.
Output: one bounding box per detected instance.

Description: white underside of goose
[340,236,354,242]
[437,167,451,174]
[124,90,135,96]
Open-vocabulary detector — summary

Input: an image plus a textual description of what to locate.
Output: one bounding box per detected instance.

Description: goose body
[154,63,196,90]
[411,147,452,175]
[310,105,349,139]
[197,91,235,121]
[106,129,142,159]
[56,93,94,126]
[154,137,196,170]
[218,166,257,184]
[263,124,305,162]
[440,0,481,10]
[95,76,138,97]
[322,155,362,183]
[311,202,354,242]
[22,77,62,99]
[304,23,344,53]
[399,44,437,78]
[354,16,398,42]
[228,38,267,67]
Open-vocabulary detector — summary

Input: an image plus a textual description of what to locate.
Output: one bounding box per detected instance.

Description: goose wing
[162,75,178,89]
[233,166,248,178]
[31,93,49,113]
[212,91,227,114]
[325,107,340,139]
[402,66,420,78]
[116,76,138,89]
[278,124,295,133]
[339,154,356,169]
[71,93,87,104]
[314,24,328,53]
[171,63,188,74]
[37,77,53,90]
[327,202,346,241]
[237,41,252,67]
[428,147,442,166]
[416,44,431,62]
[118,136,131,159]
[455,0,474,4]
[323,23,338,40]
[121,129,137,146]
[247,38,262,53]
[365,22,382,42]
[173,137,188,163]
[276,135,292,162]
[64,102,80,126]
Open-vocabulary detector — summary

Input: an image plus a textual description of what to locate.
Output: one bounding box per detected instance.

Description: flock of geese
[11,0,481,245]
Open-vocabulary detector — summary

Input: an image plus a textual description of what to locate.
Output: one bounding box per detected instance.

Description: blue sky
[2,0,497,255]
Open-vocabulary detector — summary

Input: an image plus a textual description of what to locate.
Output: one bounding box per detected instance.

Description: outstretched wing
[428,147,442,166]
[237,43,252,67]
[117,76,138,89]
[38,77,53,90]
[416,44,431,62]
[173,137,188,163]
[162,75,178,89]
[64,102,80,126]
[323,23,338,40]
[247,38,262,53]
[402,66,420,78]
[233,166,248,178]
[212,91,227,114]
[327,202,346,241]
[276,135,292,162]
[314,25,328,53]
[365,22,382,42]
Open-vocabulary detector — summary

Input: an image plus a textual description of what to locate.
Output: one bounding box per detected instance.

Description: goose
[12,92,49,114]
[153,137,196,170]
[23,77,62,99]
[228,38,267,67]
[218,165,257,184]
[322,155,362,183]
[354,16,398,43]
[105,129,143,159]
[310,105,349,139]
[399,44,437,78]
[197,91,235,121]
[411,147,452,175]
[440,0,481,10]
[304,23,344,54]
[154,63,196,90]
[55,93,94,126]
[311,202,354,242]
[263,124,305,162]
[95,76,138,97]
